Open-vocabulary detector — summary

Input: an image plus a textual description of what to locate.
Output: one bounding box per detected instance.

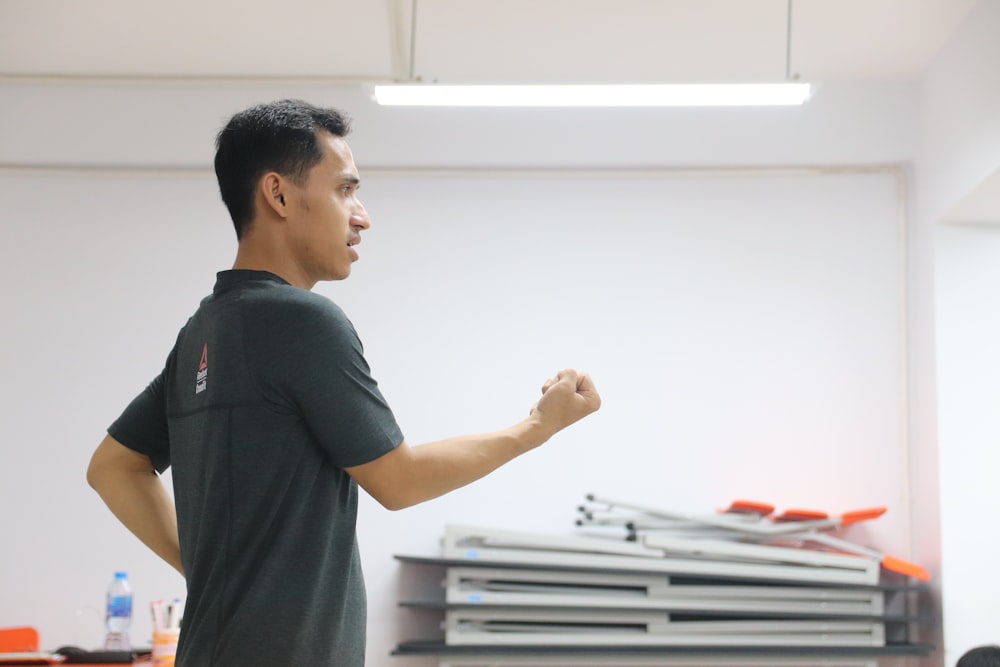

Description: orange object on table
[0,627,40,652]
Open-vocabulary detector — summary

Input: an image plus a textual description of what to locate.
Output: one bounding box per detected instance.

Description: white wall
[0,75,939,666]
[0,165,907,665]
[913,1,1000,664]
[934,223,1000,659]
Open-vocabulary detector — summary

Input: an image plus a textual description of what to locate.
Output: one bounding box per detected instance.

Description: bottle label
[108,595,132,617]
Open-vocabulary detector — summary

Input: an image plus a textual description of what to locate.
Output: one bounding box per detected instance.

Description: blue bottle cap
[115,571,128,578]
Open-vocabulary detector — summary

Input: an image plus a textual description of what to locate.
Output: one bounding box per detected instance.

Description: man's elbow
[348,443,426,511]
[373,490,418,512]
[86,453,110,493]
[87,436,135,494]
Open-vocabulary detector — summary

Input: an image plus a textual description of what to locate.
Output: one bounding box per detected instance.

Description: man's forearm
[347,369,601,511]
[347,418,553,511]
[88,436,184,575]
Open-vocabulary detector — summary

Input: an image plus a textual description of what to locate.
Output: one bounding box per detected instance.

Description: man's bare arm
[87,435,184,575]
[347,369,600,510]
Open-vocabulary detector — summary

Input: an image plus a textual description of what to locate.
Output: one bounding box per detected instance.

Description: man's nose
[353,203,371,229]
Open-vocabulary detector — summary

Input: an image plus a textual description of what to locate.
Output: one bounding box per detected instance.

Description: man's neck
[232,243,313,290]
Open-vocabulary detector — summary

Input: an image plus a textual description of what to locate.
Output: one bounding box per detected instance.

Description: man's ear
[259,172,289,218]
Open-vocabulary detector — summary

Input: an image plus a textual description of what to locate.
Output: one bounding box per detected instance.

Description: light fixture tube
[373,83,812,107]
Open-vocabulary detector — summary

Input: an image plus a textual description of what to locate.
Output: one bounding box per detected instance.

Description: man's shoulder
[254,285,346,320]
[208,271,341,312]
[230,286,355,349]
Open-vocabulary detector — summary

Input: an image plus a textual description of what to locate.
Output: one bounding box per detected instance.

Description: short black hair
[958,646,1000,667]
[214,99,352,239]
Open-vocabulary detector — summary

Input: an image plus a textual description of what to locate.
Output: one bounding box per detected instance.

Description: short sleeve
[255,295,404,468]
[107,373,171,474]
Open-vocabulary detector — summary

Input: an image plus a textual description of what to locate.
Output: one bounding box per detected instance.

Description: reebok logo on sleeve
[196,343,208,394]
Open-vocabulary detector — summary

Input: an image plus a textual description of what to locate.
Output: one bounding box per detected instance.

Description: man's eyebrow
[340,174,361,185]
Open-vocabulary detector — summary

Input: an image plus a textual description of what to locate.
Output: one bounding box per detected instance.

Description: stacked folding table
[392,496,935,666]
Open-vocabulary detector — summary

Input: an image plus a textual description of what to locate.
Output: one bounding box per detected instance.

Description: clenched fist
[530,368,601,434]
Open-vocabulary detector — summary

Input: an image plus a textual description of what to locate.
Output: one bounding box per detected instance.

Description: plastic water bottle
[104,571,132,650]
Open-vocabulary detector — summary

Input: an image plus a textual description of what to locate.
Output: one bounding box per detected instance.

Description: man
[958,646,1000,667]
[86,99,601,667]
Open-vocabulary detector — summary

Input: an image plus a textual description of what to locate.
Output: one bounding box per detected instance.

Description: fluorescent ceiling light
[373,83,812,107]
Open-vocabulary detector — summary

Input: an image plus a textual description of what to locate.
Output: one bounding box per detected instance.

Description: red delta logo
[196,343,208,394]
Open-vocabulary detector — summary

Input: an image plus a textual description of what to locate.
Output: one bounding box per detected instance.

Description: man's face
[286,132,370,285]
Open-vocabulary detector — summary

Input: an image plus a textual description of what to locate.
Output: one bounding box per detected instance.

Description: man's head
[214,99,352,240]
[958,646,1000,667]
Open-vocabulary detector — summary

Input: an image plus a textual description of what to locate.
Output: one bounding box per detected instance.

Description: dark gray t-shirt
[109,270,404,667]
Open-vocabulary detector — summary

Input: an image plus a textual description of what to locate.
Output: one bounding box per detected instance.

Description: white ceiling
[0,0,980,83]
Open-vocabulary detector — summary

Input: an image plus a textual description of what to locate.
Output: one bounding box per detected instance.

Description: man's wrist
[516,414,556,449]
